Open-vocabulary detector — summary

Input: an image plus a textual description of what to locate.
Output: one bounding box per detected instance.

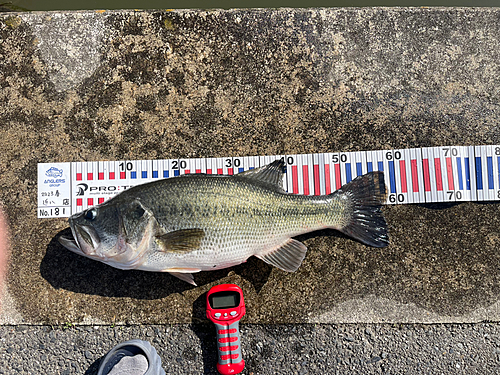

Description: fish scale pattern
[129,174,345,271]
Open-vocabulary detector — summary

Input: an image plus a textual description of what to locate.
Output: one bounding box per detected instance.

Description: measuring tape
[37,145,500,218]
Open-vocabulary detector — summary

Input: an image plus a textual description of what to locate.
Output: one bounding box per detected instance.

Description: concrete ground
[1,7,500,374]
[2,6,500,326]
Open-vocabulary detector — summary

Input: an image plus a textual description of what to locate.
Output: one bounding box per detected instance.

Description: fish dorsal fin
[156,229,205,253]
[235,159,286,191]
[255,238,308,272]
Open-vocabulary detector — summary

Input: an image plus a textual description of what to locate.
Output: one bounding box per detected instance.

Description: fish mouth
[59,222,101,256]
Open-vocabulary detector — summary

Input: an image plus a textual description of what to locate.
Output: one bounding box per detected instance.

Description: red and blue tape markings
[37,145,500,218]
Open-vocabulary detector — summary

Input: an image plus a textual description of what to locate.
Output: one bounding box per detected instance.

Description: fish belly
[157,223,290,271]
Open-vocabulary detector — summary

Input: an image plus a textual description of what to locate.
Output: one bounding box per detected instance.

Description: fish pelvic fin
[235,159,286,192]
[156,229,205,253]
[163,267,202,286]
[332,171,389,248]
[167,271,198,286]
[256,238,308,272]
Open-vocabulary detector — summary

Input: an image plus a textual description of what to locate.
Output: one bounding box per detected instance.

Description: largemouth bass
[59,160,388,285]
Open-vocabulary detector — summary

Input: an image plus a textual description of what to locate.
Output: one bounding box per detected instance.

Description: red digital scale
[206,284,246,375]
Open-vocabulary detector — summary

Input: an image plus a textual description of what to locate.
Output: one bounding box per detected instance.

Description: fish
[59,159,389,285]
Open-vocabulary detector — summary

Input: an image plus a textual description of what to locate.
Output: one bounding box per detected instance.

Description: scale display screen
[209,291,240,309]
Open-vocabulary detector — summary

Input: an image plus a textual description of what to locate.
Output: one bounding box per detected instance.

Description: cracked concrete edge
[309,295,500,324]
[0,281,124,325]
[3,291,499,325]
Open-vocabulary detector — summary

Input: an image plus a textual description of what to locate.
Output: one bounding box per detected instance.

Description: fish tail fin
[331,171,389,247]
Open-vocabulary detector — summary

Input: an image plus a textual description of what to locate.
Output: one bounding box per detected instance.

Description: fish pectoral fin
[164,268,202,286]
[58,235,80,252]
[255,238,308,272]
[155,229,205,253]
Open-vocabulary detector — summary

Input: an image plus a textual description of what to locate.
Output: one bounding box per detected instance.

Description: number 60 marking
[389,194,404,203]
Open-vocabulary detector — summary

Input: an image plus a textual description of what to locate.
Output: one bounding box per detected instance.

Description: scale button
[215,313,221,318]
[230,311,237,316]
[224,312,228,316]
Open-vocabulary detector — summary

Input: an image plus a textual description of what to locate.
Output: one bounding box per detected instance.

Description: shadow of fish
[59,160,388,285]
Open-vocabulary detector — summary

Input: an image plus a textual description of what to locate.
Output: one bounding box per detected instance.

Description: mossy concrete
[1,8,500,324]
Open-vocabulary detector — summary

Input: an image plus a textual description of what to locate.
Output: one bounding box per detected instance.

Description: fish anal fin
[156,229,205,253]
[256,238,308,272]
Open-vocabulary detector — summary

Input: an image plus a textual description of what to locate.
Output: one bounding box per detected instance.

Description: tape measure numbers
[37,145,500,218]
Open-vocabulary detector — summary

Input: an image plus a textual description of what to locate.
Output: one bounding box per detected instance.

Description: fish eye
[130,205,145,220]
[134,206,145,218]
[84,208,97,221]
